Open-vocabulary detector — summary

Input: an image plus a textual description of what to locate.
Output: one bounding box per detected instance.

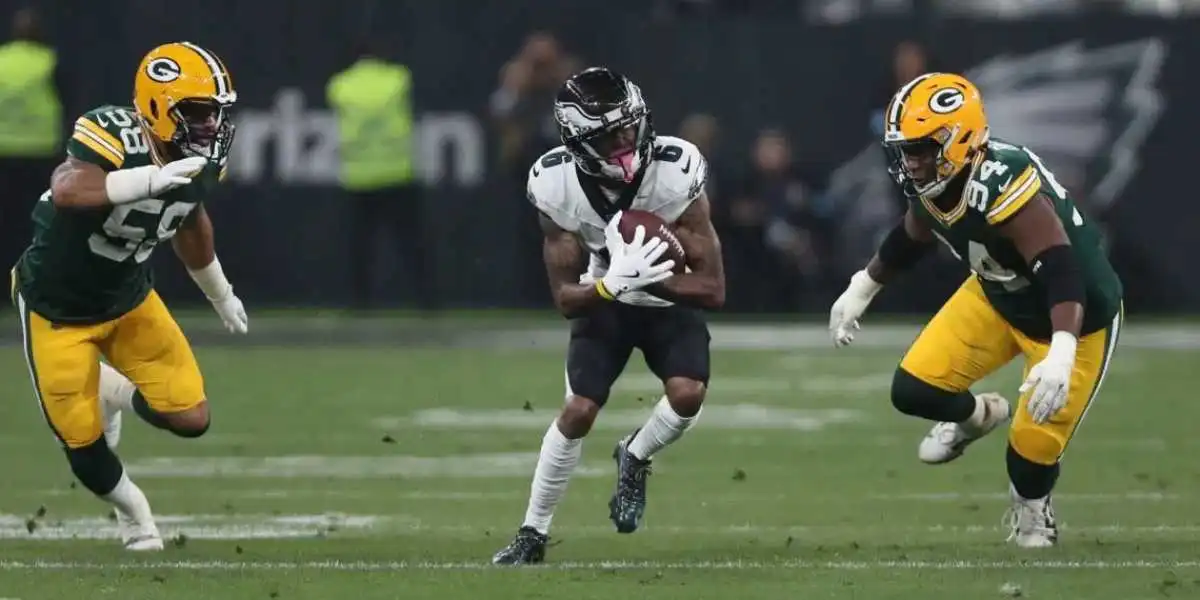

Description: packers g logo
[146,58,182,83]
[928,88,965,114]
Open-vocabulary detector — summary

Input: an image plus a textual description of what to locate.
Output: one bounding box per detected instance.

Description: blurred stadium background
[1,1,1199,598]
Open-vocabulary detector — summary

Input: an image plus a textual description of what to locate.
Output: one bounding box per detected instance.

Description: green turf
[0,340,1197,599]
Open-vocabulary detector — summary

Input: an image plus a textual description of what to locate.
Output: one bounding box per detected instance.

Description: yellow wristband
[595,279,616,301]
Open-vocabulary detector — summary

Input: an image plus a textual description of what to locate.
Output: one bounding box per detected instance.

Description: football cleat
[491,526,548,565]
[114,507,163,551]
[609,429,652,534]
[918,393,1011,464]
[1004,487,1059,548]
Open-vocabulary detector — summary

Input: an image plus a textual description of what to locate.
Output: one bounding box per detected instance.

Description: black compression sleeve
[877,222,934,272]
[1031,244,1085,307]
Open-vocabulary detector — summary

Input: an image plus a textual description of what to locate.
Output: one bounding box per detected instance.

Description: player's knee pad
[664,378,705,417]
[891,367,943,417]
[1008,421,1064,466]
[64,438,124,496]
[890,367,976,423]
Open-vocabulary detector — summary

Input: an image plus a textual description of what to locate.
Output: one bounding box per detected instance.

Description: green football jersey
[909,138,1123,340]
[15,105,225,324]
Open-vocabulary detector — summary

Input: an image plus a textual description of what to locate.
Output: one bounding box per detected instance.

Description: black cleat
[492,526,549,565]
[609,429,652,533]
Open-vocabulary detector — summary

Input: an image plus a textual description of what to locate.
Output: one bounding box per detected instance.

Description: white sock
[521,420,582,535]
[103,471,155,524]
[627,396,699,461]
[99,362,136,412]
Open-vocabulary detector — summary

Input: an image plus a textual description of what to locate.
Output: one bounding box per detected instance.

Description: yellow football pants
[16,289,206,448]
[900,277,1122,465]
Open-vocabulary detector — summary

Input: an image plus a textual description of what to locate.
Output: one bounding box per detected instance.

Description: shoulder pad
[68,106,141,170]
[638,136,708,224]
[652,136,708,201]
[526,146,579,231]
[966,140,1043,226]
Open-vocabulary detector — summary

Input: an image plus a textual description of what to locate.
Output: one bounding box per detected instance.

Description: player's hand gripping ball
[617,210,687,273]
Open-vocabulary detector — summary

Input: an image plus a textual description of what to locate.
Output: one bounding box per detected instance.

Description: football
[618,210,687,273]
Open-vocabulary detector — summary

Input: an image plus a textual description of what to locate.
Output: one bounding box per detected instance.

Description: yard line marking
[377,405,864,432]
[29,489,522,501]
[123,454,608,479]
[868,492,1181,502]
[1,559,1198,571]
[3,514,1200,540]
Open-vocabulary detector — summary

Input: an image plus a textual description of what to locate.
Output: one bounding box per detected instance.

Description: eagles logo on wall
[968,38,1166,212]
[828,38,1167,253]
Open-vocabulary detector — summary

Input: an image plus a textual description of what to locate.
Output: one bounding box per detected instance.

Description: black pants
[348,185,429,309]
[566,302,711,406]
[0,156,57,272]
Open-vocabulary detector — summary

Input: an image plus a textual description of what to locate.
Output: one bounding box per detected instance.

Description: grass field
[0,319,1197,599]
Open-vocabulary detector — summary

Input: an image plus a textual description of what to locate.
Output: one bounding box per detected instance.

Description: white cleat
[1004,488,1059,548]
[918,392,1011,464]
[114,507,164,551]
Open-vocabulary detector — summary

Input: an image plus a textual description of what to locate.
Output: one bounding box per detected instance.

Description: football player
[10,42,247,550]
[492,67,725,565]
[829,73,1123,547]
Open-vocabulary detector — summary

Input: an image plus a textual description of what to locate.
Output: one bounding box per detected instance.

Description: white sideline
[1,559,1198,571]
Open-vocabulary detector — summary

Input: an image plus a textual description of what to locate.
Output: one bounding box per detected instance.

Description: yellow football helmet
[133,42,237,159]
[882,72,989,199]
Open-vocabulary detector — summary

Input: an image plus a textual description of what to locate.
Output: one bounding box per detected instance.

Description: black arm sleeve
[1030,244,1086,308]
[877,221,935,272]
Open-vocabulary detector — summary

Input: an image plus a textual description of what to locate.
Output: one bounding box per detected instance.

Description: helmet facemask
[884,125,967,199]
[563,107,653,183]
[170,99,236,162]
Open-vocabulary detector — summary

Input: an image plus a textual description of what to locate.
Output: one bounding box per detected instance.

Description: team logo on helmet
[146,57,182,83]
[928,88,965,114]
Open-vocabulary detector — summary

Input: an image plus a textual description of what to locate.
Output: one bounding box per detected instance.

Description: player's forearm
[1032,245,1085,339]
[52,164,166,209]
[1049,302,1083,339]
[866,220,935,285]
[551,283,607,318]
[864,254,898,286]
[172,212,216,270]
[172,234,215,271]
[647,274,725,309]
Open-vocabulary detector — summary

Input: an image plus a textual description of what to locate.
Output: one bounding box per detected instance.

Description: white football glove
[1021,332,1076,424]
[211,294,249,334]
[599,214,676,299]
[151,156,208,195]
[828,269,884,347]
[603,211,630,259]
[187,258,248,334]
[105,156,209,204]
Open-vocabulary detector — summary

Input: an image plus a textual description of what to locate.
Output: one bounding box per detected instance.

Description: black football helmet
[553,67,655,183]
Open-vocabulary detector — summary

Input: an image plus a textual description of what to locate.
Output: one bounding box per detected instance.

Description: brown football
[617,209,687,274]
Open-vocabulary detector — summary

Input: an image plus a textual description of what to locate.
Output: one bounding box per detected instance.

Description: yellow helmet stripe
[886,73,935,134]
[180,41,230,98]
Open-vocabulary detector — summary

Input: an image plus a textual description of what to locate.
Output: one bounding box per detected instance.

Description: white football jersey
[527,135,708,307]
